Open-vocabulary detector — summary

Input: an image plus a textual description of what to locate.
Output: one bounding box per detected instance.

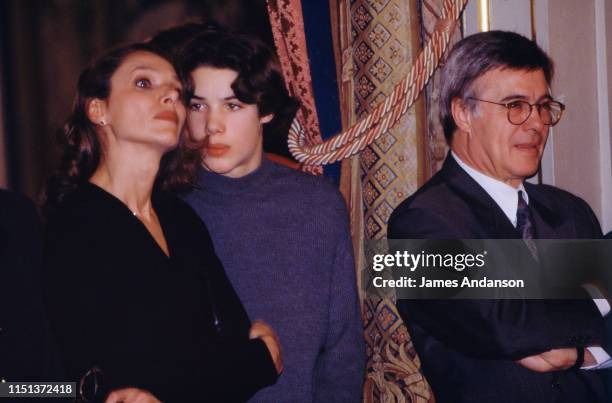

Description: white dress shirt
[452,151,611,369]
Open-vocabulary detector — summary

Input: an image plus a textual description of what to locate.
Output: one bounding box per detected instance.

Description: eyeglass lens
[508,101,562,125]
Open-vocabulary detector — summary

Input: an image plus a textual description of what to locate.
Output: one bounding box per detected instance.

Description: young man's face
[187,67,273,178]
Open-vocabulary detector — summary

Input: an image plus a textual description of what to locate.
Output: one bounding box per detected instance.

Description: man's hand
[517,348,596,372]
[249,320,283,375]
[105,388,160,403]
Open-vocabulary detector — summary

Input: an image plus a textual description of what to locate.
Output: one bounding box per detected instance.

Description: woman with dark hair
[44,42,281,402]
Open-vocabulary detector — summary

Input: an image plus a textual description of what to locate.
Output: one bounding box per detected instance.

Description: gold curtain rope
[287,0,468,166]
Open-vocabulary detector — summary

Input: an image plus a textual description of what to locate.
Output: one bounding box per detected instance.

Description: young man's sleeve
[313,194,365,402]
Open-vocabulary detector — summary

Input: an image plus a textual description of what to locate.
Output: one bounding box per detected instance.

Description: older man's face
[461,68,550,187]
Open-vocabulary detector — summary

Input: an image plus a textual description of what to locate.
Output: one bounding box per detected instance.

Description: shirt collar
[451,151,528,227]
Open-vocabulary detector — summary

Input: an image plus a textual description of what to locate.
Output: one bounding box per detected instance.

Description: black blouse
[44,183,276,402]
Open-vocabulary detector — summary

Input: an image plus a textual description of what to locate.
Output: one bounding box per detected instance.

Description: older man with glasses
[389,30,608,403]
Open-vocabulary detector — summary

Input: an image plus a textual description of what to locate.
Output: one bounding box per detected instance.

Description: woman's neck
[89,143,162,218]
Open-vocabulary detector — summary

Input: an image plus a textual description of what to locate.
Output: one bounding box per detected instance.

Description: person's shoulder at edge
[155,190,216,240]
[0,189,42,255]
[0,188,38,219]
[0,189,42,254]
[44,184,105,228]
[526,181,602,236]
[390,161,453,212]
[527,182,595,213]
[266,159,334,188]
[388,167,461,239]
[155,189,193,214]
[0,187,31,204]
[266,159,347,211]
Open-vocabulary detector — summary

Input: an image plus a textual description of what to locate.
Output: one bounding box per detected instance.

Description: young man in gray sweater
[179,27,365,402]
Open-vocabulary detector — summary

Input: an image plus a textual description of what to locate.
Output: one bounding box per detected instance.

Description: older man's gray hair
[439,30,553,143]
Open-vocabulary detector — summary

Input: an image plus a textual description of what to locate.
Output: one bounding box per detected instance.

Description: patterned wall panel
[352,1,422,243]
[347,0,433,401]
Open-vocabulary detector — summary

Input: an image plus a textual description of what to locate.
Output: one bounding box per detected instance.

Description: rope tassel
[288,0,468,167]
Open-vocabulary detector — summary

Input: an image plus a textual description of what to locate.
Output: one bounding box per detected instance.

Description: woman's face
[99,51,185,152]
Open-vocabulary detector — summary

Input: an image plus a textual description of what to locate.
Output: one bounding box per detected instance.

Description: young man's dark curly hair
[177,27,300,143]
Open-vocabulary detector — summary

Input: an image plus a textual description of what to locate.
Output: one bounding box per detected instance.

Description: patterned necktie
[517,190,538,260]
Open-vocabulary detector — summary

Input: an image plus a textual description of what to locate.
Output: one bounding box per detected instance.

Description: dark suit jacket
[0,189,61,384]
[388,155,606,403]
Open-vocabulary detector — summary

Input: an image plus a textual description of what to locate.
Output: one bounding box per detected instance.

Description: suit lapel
[442,155,519,239]
[524,183,565,239]
[437,154,569,239]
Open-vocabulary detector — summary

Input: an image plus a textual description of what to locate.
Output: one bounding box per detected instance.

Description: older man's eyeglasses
[468,98,566,126]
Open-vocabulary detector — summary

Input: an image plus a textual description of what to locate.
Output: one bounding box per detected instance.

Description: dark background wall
[0,0,275,200]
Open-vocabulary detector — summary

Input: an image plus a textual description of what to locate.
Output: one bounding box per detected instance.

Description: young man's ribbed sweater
[184,158,365,403]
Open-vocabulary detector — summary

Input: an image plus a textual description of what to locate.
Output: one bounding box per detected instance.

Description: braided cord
[288,0,467,166]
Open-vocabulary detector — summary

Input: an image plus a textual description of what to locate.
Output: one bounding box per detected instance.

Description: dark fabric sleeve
[389,206,604,361]
[398,299,603,360]
[0,191,62,382]
[44,215,103,385]
[163,199,279,402]
[573,195,604,238]
[136,338,277,403]
[194,254,279,402]
[186,338,278,403]
[91,338,276,403]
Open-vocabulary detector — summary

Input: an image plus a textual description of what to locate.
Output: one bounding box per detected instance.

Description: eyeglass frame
[467,97,566,126]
